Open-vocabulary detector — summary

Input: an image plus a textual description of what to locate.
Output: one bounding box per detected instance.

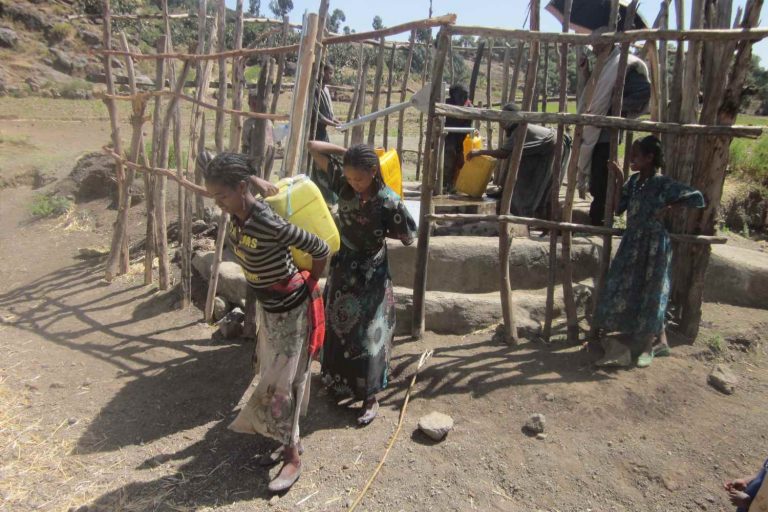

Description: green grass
[29,194,72,219]
[244,65,262,84]
[730,134,768,181]
[705,334,725,354]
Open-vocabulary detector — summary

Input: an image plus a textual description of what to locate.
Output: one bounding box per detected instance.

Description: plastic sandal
[637,351,654,368]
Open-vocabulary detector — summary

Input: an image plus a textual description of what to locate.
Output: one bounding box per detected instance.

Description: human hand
[725,479,750,492]
[254,177,279,197]
[728,489,751,508]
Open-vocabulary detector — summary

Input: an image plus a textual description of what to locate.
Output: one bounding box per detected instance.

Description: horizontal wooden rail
[102,91,289,120]
[434,104,764,138]
[104,148,211,198]
[426,213,728,245]
[323,14,457,45]
[448,26,768,45]
[95,42,301,62]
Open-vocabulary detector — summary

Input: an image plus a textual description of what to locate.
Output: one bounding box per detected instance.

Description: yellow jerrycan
[455,155,496,198]
[462,130,483,160]
[375,147,403,198]
[265,175,341,270]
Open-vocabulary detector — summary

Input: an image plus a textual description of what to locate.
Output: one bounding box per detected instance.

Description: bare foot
[358,396,379,426]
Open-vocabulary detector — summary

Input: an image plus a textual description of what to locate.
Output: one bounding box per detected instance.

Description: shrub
[30,195,73,218]
[48,23,75,44]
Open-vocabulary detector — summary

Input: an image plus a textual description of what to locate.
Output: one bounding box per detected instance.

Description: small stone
[50,382,65,389]
[524,413,546,435]
[268,495,279,506]
[217,307,245,339]
[708,364,738,395]
[418,411,454,441]
[67,417,78,426]
[191,219,209,234]
[212,296,229,322]
[0,28,18,49]
[544,393,555,402]
[536,433,547,440]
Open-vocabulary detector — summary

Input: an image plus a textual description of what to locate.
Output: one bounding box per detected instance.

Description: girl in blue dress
[307,142,416,425]
[594,135,705,368]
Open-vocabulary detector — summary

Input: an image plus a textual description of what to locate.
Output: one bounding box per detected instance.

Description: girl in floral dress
[593,135,705,368]
[307,142,416,425]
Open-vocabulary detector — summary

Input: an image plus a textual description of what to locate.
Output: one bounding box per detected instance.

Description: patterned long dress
[320,156,417,399]
[593,173,705,338]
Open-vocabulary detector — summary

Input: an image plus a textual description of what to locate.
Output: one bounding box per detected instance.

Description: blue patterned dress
[320,156,417,399]
[593,173,705,338]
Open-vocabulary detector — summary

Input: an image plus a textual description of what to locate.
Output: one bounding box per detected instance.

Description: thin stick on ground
[347,349,433,512]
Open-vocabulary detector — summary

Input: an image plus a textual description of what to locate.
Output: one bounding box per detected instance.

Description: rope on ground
[347,348,434,512]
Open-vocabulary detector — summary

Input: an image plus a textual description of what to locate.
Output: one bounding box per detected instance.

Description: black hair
[343,144,384,189]
[448,84,468,101]
[634,135,664,168]
[204,152,253,188]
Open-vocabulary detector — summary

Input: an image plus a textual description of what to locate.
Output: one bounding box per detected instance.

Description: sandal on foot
[268,461,302,493]
[357,399,379,426]
[595,339,632,368]
[636,351,654,368]
[652,344,671,357]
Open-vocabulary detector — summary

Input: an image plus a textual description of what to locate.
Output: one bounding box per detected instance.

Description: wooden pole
[497,0,540,345]
[345,44,365,147]
[192,0,215,219]
[282,13,319,175]
[215,0,227,153]
[659,1,671,158]
[499,44,512,148]
[229,0,245,152]
[508,41,525,104]
[383,43,397,148]
[543,0,572,343]
[411,26,449,339]
[103,0,128,281]
[592,1,636,338]
[350,57,369,146]
[485,39,494,150]
[540,42,550,113]
[145,35,165,285]
[415,27,433,180]
[303,0,329,173]
[397,31,416,167]
[468,40,485,103]
[368,36,387,146]
[270,15,291,115]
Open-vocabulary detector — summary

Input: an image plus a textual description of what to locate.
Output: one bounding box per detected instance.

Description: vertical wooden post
[468,40,485,103]
[303,0,329,173]
[485,39,493,150]
[270,16,290,115]
[659,1,670,157]
[229,0,245,152]
[508,41,525,104]
[592,1,636,337]
[396,31,416,167]
[350,57,369,146]
[415,28,433,180]
[499,43,512,148]
[383,43,397,149]
[542,0,572,342]
[215,0,227,152]
[498,0,540,345]
[103,0,128,281]
[194,0,210,219]
[345,44,365,148]
[145,35,165,285]
[368,36,387,146]
[540,42,550,113]
[412,26,450,339]
[283,13,319,176]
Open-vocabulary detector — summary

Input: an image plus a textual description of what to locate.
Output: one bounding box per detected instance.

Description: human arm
[655,179,706,220]
[467,148,511,161]
[307,140,347,173]
[274,222,330,282]
[384,198,417,246]
[248,175,278,197]
[608,161,627,215]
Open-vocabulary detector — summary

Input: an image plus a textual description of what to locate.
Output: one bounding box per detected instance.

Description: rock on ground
[418,412,454,441]
[0,27,18,48]
[56,152,144,206]
[212,296,229,322]
[524,413,546,435]
[708,364,738,395]
[217,308,245,339]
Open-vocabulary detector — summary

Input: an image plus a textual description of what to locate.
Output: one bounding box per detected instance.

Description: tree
[372,15,384,30]
[343,26,353,35]
[269,0,293,18]
[248,0,260,16]
[327,9,345,33]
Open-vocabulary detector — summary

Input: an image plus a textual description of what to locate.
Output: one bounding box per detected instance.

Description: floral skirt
[321,247,395,399]
[229,299,310,446]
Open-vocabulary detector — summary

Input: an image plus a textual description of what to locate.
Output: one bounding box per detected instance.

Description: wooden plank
[368,36,387,146]
[323,14,457,45]
[498,0,541,345]
[283,13,320,175]
[411,27,451,339]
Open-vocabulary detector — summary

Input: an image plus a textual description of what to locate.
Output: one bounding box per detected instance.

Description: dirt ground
[2,98,768,512]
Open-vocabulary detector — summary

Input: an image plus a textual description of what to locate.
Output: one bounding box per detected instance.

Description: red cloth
[300,271,325,358]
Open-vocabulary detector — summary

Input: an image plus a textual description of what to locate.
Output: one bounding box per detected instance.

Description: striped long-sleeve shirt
[228,201,330,313]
